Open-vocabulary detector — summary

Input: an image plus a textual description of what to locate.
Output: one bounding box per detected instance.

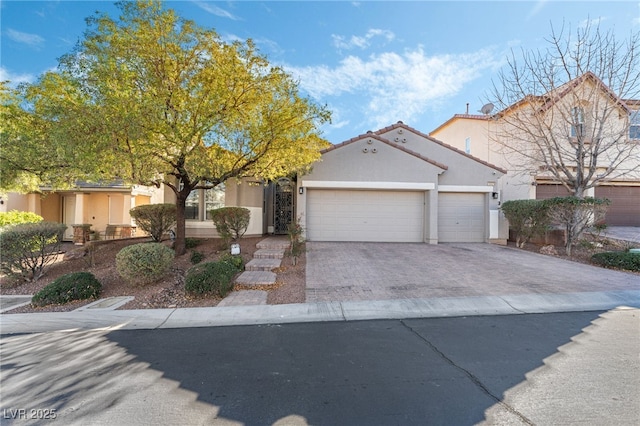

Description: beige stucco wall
[3,193,29,213]
[303,137,444,183]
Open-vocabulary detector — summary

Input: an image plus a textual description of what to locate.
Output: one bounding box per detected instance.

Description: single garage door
[595,186,640,226]
[438,193,486,242]
[306,189,424,242]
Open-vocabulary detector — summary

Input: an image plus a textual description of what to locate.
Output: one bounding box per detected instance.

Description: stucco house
[296,122,506,244]
[430,72,640,232]
[3,121,506,245]
[2,181,166,241]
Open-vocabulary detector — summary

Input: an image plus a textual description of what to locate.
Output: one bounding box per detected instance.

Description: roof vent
[371,148,378,153]
[398,129,403,134]
[362,148,369,153]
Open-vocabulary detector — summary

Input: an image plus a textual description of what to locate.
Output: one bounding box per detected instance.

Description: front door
[274,178,294,234]
[62,195,76,241]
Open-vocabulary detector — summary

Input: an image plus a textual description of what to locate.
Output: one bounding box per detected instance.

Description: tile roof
[376,121,507,174]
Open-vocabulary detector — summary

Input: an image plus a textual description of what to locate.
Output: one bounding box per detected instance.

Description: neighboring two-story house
[430,72,640,237]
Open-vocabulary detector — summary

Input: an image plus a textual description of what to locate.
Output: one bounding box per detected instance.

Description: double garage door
[306,189,486,243]
[306,190,424,242]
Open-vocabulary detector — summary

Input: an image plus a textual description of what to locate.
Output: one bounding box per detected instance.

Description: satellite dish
[480,103,495,115]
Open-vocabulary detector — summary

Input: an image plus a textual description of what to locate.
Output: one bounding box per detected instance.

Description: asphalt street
[1,308,638,425]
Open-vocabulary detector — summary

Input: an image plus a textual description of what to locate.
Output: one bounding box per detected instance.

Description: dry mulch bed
[509,233,640,275]
[1,236,306,313]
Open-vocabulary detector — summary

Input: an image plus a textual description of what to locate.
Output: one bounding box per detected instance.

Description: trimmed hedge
[501,199,549,248]
[210,207,251,245]
[591,251,640,272]
[115,242,175,285]
[130,203,177,242]
[32,272,102,306]
[185,260,240,297]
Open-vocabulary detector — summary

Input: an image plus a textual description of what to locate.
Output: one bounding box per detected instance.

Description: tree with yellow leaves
[1,1,331,254]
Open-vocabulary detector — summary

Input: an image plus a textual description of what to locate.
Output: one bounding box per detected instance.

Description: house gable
[306,132,447,185]
[375,122,506,186]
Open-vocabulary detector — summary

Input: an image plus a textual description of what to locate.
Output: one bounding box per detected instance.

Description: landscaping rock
[540,245,558,256]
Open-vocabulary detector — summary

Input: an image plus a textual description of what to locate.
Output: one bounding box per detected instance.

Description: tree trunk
[174,192,188,256]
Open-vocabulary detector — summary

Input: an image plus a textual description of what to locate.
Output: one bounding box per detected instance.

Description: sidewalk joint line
[339,302,347,321]
[400,319,535,426]
[498,296,528,314]
[155,308,178,329]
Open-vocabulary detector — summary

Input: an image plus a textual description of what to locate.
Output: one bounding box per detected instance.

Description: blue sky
[2,1,639,143]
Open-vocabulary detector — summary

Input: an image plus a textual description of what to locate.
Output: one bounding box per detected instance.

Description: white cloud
[579,17,607,28]
[286,46,501,131]
[526,0,548,20]
[332,29,395,50]
[0,67,35,86]
[6,29,44,47]
[192,1,240,20]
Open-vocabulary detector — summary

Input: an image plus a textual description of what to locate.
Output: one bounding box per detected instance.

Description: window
[185,190,200,220]
[465,137,471,154]
[184,183,226,221]
[570,106,585,138]
[205,184,225,220]
[630,110,640,140]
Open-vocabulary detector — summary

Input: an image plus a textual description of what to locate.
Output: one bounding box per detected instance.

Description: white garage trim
[438,185,494,193]
[302,181,435,190]
[306,189,425,242]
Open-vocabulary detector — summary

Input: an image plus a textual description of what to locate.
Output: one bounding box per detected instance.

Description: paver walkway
[306,242,640,303]
[219,236,290,306]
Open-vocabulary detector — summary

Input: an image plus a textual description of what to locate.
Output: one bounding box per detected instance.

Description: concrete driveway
[306,242,640,303]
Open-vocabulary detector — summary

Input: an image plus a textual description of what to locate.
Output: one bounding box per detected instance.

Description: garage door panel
[307,190,424,242]
[595,186,640,226]
[438,193,486,243]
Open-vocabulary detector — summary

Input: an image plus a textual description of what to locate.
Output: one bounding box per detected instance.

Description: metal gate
[274,178,294,234]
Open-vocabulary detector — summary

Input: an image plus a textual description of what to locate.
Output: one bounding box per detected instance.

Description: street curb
[1,290,639,335]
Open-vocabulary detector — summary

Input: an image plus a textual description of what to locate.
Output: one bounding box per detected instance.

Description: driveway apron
[305,242,640,303]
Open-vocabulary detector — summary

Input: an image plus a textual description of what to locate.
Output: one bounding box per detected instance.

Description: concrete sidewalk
[1,289,639,334]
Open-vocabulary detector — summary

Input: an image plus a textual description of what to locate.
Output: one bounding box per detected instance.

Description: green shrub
[190,250,205,265]
[219,252,244,270]
[0,210,43,228]
[591,251,640,272]
[0,221,67,281]
[129,204,177,242]
[184,261,239,297]
[543,196,610,256]
[185,237,202,249]
[210,207,251,247]
[115,242,174,285]
[287,216,305,257]
[32,272,102,306]
[501,199,550,248]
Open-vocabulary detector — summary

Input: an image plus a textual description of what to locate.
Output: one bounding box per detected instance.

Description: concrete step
[256,237,291,250]
[245,258,282,271]
[217,290,268,307]
[254,248,285,259]
[234,270,277,286]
